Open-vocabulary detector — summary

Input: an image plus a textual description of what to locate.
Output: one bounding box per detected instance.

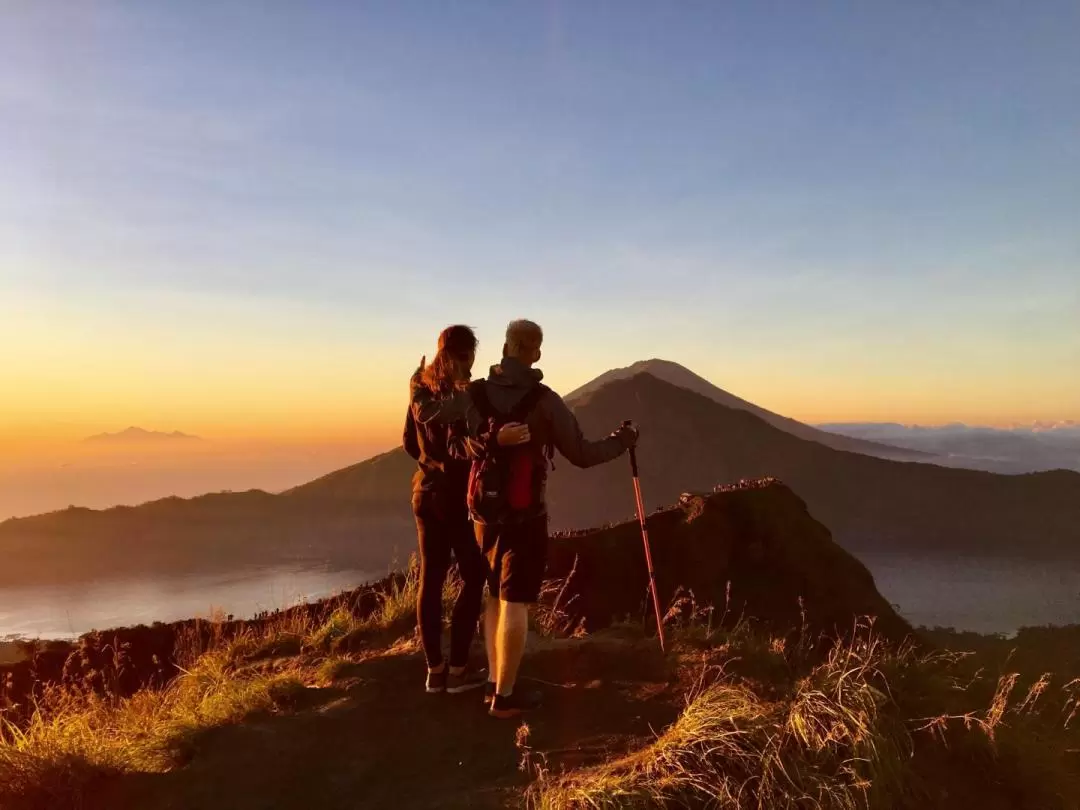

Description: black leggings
[413,494,487,669]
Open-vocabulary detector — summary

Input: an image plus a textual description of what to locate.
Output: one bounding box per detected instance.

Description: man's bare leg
[483,594,499,688]
[494,600,529,697]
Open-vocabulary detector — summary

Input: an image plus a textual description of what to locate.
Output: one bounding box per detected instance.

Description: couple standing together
[403,319,638,718]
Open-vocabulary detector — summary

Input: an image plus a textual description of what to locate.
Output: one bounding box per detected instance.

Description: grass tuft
[0,647,305,810]
[530,624,1080,810]
[334,564,423,652]
[315,656,354,685]
[306,607,356,651]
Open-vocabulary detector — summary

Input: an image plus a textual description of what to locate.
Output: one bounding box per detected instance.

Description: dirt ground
[86,636,678,810]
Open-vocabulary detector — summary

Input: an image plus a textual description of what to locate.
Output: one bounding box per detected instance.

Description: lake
[859,553,1080,635]
[0,555,1077,641]
[0,566,378,640]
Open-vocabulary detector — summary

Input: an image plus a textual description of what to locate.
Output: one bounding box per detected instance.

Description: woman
[402,324,490,694]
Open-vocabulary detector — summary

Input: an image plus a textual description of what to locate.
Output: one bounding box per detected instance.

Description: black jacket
[402,378,472,513]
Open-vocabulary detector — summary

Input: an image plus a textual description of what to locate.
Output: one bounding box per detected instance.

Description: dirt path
[89,637,677,810]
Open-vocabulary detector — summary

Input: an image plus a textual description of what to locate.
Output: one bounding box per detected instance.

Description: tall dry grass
[0,563,436,809]
[305,558,448,653]
[531,624,1080,810]
[0,645,305,809]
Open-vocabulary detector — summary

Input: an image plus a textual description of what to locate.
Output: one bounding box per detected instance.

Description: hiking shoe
[489,689,543,719]
[426,669,447,694]
[446,668,488,694]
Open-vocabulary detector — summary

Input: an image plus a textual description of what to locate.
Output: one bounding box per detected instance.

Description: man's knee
[499,600,529,626]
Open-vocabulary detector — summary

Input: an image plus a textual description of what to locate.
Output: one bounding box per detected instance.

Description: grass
[531,623,1080,810]
[0,646,305,810]
[0,561,436,810]
[321,561,428,653]
[315,656,354,685]
[532,557,586,638]
[530,630,910,809]
[306,605,357,651]
[5,571,1080,810]
[186,554,458,667]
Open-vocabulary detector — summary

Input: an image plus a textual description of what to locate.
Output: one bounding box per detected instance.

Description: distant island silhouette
[84,427,201,443]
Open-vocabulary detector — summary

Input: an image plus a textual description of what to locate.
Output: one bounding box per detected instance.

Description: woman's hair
[421,324,478,394]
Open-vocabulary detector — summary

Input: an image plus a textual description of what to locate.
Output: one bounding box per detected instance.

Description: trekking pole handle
[621,420,640,477]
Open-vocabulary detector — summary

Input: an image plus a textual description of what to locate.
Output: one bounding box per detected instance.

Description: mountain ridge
[545,372,1080,556]
[565,359,928,461]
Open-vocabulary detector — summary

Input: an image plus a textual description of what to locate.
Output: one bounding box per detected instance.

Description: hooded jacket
[414,356,631,520]
[482,357,627,469]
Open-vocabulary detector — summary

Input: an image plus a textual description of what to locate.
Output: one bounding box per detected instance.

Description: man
[471,319,637,718]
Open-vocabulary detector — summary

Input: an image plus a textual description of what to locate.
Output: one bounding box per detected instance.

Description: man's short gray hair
[505,319,544,358]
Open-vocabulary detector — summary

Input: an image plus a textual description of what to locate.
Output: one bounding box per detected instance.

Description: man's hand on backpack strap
[613,423,639,449]
[497,422,531,447]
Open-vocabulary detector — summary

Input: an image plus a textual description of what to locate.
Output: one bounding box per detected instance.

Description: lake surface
[859,553,1080,635]
[0,566,378,640]
[1,556,1077,641]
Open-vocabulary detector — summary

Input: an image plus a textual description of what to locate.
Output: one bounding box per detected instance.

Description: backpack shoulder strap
[509,383,549,422]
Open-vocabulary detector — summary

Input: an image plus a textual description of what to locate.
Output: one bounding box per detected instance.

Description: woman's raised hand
[410,355,426,388]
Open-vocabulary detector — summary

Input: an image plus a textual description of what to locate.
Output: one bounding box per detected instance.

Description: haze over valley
[818,421,1080,474]
[0,436,381,522]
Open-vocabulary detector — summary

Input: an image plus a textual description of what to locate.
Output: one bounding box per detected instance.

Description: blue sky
[2,1,1078,440]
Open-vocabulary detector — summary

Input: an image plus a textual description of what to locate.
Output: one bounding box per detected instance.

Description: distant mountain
[85,427,201,443]
[297,372,1080,559]
[285,447,414,502]
[0,488,411,588]
[565,360,927,462]
[818,422,1080,474]
[6,366,1080,588]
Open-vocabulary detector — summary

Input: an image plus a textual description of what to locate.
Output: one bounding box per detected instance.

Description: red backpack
[467,381,549,524]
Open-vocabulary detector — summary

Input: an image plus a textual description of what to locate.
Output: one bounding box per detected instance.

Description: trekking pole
[622,421,666,652]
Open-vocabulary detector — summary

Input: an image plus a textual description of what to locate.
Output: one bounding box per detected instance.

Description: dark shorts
[475,516,549,604]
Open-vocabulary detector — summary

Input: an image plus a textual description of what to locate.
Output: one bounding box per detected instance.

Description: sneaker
[426,669,447,694]
[483,681,496,705]
[489,689,543,719]
[446,668,488,694]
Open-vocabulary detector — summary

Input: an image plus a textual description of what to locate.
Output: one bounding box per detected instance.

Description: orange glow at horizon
[2,292,1076,458]
[3,371,1075,462]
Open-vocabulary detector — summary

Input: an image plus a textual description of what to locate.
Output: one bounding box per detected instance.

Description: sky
[2,0,1078,452]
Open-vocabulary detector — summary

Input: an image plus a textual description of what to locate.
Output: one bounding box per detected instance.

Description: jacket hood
[485,356,544,412]
[488,357,543,389]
